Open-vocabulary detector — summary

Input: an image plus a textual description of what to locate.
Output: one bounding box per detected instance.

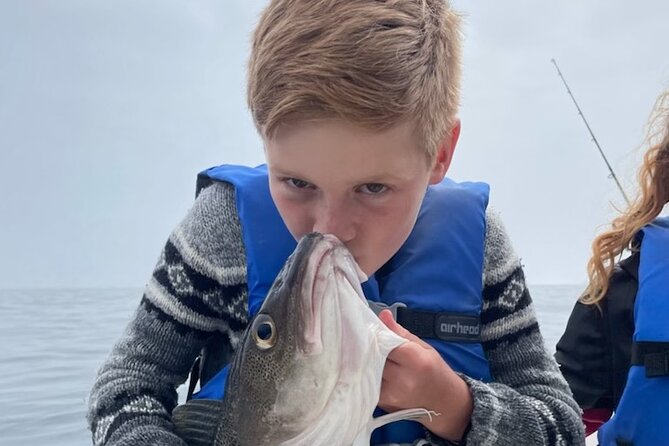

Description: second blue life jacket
[598,217,669,446]
[193,164,493,444]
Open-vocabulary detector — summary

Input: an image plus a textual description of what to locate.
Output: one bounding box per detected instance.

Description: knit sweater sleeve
[87,182,249,446]
[459,210,585,445]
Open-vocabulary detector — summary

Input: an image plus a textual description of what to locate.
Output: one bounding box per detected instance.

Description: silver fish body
[173,233,410,446]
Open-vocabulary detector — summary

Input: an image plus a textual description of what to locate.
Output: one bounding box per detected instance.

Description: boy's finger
[379,309,431,348]
[378,309,407,336]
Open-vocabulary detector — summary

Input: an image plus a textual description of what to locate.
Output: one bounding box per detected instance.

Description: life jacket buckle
[367,300,407,320]
[645,351,669,377]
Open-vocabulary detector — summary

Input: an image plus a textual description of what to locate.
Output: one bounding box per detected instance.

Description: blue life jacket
[598,217,669,446]
[193,164,493,444]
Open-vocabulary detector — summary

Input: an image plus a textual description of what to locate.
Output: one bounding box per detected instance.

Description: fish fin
[172,399,226,446]
[370,408,439,430]
[352,408,439,446]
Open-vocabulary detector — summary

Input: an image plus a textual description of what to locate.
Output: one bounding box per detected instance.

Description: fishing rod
[551,58,631,206]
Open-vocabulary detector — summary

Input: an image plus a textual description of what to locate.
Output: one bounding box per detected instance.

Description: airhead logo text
[436,314,480,342]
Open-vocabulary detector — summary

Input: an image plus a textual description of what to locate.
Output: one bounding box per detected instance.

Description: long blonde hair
[582,91,669,305]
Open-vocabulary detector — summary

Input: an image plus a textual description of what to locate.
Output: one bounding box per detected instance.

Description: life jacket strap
[368,300,481,343]
[631,341,669,377]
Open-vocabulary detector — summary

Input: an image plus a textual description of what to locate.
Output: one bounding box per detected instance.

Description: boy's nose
[312,202,356,243]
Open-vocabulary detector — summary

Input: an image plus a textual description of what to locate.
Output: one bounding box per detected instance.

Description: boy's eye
[285,178,312,189]
[359,183,387,194]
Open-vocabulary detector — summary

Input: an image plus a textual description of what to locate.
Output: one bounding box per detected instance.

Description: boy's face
[265,120,458,277]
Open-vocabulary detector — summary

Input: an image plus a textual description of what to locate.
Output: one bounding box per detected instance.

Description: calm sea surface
[0,284,582,445]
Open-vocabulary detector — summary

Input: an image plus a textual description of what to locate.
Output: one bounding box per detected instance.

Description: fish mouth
[298,233,366,355]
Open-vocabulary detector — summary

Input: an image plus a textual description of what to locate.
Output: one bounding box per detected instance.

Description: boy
[88,1,584,444]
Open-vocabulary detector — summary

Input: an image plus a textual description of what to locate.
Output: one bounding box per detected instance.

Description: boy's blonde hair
[247,0,462,161]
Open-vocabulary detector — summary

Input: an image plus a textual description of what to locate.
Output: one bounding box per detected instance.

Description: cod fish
[172,233,433,446]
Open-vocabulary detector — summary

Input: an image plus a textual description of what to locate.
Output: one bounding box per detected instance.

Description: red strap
[582,408,613,436]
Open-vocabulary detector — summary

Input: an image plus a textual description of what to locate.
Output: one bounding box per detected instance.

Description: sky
[1,1,668,289]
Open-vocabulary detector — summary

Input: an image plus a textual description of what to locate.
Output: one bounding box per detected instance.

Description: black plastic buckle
[645,351,669,377]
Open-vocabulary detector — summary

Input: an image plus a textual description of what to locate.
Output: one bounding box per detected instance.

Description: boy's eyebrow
[267,166,305,178]
[355,173,411,183]
[270,166,411,184]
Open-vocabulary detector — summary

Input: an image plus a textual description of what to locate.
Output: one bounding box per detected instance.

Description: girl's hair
[583,91,669,305]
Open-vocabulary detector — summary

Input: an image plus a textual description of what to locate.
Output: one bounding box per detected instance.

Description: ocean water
[0,284,582,446]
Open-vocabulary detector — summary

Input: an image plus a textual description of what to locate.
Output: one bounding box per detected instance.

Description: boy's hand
[377,309,473,442]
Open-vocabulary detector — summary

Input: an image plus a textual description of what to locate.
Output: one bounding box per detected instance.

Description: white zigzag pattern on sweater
[145,278,235,334]
[93,395,166,446]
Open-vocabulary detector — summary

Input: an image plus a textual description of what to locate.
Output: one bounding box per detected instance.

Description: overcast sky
[1,1,668,289]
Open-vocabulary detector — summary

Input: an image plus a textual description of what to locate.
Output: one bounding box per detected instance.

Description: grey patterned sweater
[87,182,584,446]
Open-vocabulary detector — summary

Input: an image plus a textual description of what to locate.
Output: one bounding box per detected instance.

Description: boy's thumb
[378,309,431,347]
[379,309,410,338]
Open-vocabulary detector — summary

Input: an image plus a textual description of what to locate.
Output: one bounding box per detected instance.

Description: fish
[172,232,434,446]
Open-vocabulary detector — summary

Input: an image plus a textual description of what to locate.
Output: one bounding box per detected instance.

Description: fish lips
[295,233,367,356]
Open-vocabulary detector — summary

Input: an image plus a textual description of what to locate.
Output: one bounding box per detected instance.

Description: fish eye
[252,314,277,350]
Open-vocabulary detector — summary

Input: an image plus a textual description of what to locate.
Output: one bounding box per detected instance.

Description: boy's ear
[429,119,461,184]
